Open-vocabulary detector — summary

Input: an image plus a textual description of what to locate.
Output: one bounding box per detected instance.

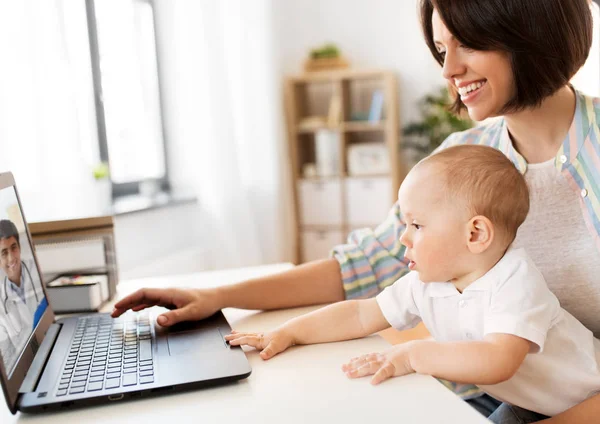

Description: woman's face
[431,10,515,121]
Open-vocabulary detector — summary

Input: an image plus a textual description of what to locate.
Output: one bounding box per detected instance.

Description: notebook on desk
[0,172,251,414]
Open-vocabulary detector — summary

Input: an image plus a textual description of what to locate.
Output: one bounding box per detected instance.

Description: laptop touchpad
[167,329,227,356]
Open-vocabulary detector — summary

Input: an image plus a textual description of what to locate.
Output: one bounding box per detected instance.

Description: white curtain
[0,0,100,221]
[153,0,294,269]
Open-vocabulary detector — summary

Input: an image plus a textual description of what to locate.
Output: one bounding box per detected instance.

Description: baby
[225,145,600,418]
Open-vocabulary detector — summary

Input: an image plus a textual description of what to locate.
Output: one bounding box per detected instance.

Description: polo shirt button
[459,300,467,308]
[560,154,567,164]
[466,332,473,339]
[581,188,588,198]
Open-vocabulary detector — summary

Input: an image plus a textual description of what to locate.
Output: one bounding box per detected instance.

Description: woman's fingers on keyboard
[112,288,178,316]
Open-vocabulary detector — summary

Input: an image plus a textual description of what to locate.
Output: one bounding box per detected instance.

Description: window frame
[85,0,170,198]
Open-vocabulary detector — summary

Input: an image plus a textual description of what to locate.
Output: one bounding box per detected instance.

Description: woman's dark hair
[420,0,593,114]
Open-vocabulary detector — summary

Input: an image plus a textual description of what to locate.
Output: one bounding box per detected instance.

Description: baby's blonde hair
[418,145,530,244]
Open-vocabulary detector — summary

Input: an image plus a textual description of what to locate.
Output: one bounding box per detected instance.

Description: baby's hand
[224,329,294,360]
[341,343,415,385]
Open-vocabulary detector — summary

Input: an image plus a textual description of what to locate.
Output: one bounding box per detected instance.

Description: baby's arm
[225,298,390,359]
[344,333,530,385]
[408,333,530,384]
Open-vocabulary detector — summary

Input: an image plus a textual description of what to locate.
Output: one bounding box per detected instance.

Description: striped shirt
[331,88,600,399]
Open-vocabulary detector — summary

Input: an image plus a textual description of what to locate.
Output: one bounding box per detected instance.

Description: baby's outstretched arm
[343,333,530,385]
[225,298,390,360]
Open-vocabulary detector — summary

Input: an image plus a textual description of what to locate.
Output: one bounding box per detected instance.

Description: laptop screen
[0,186,48,377]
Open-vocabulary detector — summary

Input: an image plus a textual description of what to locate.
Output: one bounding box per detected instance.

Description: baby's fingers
[370,362,395,385]
[344,359,382,379]
[225,332,266,349]
[259,339,287,360]
[342,353,380,373]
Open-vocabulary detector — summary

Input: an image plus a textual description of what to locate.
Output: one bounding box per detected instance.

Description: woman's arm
[216,258,345,310]
[113,258,345,325]
[537,395,600,424]
[114,201,411,325]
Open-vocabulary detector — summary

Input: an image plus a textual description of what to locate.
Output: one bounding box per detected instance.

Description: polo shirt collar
[426,248,522,298]
[427,277,493,298]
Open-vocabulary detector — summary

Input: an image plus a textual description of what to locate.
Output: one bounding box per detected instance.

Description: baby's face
[398,165,470,283]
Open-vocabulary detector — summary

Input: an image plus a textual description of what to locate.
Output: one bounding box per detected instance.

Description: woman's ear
[466,215,494,254]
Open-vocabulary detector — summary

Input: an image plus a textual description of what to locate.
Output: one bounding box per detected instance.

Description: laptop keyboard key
[56,389,68,396]
[69,386,85,395]
[105,378,120,389]
[139,375,154,384]
[122,373,137,386]
[71,380,87,388]
[87,381,103,392]
[139,340,152,361]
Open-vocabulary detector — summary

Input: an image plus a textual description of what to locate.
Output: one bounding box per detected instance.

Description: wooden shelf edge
[296,121,386,134]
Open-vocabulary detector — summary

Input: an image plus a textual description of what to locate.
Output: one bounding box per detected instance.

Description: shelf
[285,68,402,263]
[297,125,336,134]
[300,176,343,182]
[341,121,386,132]
[345,174,390,179]
[300,224,346,231]
[289,69,392,83]
[296,121,386,134]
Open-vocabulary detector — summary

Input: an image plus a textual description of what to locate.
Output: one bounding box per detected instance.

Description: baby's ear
[466,215,494,254]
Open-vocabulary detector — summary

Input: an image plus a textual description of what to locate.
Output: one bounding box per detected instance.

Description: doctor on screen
[0,219,45,371]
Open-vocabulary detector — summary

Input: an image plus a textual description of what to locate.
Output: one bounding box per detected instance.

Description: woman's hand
[224,328,295,360]
[111,287,221,326]
[342,342,416,385]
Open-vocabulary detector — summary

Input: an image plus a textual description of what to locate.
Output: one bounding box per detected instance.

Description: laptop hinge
[19,323,61,393]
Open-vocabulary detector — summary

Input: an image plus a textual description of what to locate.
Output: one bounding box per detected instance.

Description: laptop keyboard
[56,313,155,397]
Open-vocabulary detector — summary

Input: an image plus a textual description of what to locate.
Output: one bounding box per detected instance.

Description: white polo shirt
[376,247,600,416]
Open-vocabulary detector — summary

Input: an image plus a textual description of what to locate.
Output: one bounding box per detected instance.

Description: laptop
[0,172,251,414]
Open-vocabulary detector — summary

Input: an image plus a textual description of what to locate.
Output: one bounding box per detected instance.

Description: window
[86,0,168,197]
[572,0,600,97]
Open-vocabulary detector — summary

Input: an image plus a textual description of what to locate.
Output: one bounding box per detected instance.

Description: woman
[113,0,598,421]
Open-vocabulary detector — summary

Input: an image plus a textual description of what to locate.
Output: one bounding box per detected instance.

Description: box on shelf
[345,177,393,226]
[347,143,390,176]
[298,180,343,226]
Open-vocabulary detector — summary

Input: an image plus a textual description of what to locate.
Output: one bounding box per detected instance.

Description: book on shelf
[327,94,342,127]
[368,90,385,123]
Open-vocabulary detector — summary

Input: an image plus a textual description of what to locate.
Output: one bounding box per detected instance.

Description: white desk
[2,264,489,423]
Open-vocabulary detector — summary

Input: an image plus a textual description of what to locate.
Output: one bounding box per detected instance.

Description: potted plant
[402,87,473,165]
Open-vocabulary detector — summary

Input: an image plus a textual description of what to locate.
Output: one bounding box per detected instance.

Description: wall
[271,0,445,126]
[113,203,208,280]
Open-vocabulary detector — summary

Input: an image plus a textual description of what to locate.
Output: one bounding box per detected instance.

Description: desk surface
[2,264,489,423]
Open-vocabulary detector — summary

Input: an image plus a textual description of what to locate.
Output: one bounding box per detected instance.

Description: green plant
[92,162,110,180]
[310,43,340,59]
[403,87,473,153]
